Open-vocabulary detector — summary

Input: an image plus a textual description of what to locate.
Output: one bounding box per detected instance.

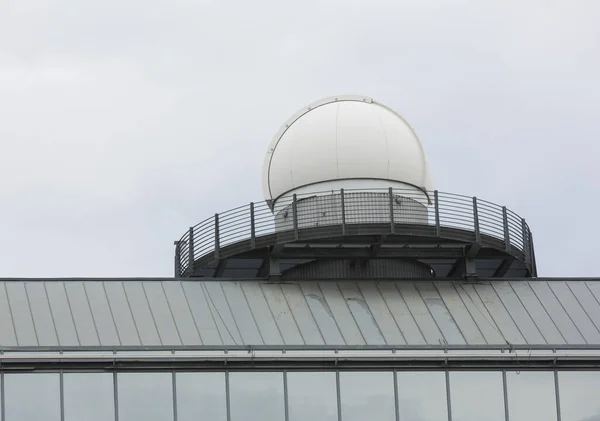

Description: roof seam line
[101,282,123,346]
[372,282,408,346]
[43,282,61,347]
[178,283,205,345]
[82,283,102,346]
[258,283,287,345]
[431,282,468,345]
[62,283,82,346]
[23,284,40,346]
[160,282,184,346]
[413,283,449,346]
[507,281,548,345]
[121,282,143,346]
[528,282,568,344]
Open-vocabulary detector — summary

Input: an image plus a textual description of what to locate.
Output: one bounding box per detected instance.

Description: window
[506,371,557,421]
[229,372,285,421]
[559,371,600,421]
[176,372,227,421]
[340,372,395,421]
[5,373,60,421]
[397,371,447,421]
[118,372,173,421]
[63,373,115,421]
[450,371,504,421]
[287,372,338,421]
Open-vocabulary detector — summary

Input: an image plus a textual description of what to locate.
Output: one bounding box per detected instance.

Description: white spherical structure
[262,95,433,208]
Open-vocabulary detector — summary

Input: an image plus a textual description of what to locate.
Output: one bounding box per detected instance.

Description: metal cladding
[262,95,433,207]
[1,279,600,348]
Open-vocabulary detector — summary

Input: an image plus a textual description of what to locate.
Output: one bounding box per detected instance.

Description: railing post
[292,194,299,240]
[250,203,256,249]
[529,231,537,276]
[389,187,395,234]
[434,190,441,236]
[473,197,481,243]
[521,218,529,265]
[174,241,181,277]
[214,214,220,259]
[188,227,194,274]
[341,189,346,236]
[502,206,510,251]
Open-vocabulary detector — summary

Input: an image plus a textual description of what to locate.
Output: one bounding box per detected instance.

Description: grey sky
[0,0,598,277]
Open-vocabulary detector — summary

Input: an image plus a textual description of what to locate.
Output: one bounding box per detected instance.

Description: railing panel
[175,189,533,276]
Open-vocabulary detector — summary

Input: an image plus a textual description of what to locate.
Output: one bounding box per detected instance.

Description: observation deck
[174,188,536,280]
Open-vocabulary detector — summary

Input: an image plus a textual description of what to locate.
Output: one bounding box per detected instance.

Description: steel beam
[369,235,387,257]
[1,353,600,372]
[473,197,481,243]
[278,246,467,260]
[174,241,182,277]
[214,259,228,277]
[269,254,281,279]
[502,206,510,252]
[465,243,481,260]
[257,257,269,278]
[493,257,515,277]
[446,258,464,278]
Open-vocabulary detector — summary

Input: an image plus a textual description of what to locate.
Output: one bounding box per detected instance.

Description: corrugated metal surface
[0,279,600,347]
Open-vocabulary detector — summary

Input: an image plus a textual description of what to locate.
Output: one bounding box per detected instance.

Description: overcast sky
[0,0,598,278]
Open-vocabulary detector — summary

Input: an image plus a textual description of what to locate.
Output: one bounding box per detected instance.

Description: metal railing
[175,188,533,276]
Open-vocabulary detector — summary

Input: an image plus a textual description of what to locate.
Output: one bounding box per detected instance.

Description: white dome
[262,95,433,206]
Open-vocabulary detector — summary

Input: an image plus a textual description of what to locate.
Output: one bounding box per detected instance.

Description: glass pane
[64,373,115,421]
[118,373,173,421]
[340,371,395,421]
[559,371,600,421]
[229,372,284,421]
[176,372,227,421]
[450,371,504,421]
[507,371,557,421]
[397,371,447,421]
[5,373,60,421]
[288,372,337,421]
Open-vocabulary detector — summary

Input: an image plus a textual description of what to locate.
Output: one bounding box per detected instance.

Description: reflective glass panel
[287,372,337,421]
[5,373,60,421]
[176,372,227,421]
[450,371,504,421]
[559,371,600,421]
[507,371,557,421]
[118,373,173,421]
[229,372,285,421]
[64,373,115,421]
[340,371,395,421]
[397,371,448,421]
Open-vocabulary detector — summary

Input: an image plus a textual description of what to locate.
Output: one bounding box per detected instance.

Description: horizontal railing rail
[175,189,534,277]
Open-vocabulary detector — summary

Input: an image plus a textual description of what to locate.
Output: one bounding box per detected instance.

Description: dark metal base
[184,222,534,280]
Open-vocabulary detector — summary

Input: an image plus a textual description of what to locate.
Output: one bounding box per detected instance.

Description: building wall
[1,368,598,420]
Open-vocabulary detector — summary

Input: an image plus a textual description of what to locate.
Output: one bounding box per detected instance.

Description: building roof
[0,278,599,348]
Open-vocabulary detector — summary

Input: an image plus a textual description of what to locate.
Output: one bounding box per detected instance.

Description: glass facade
[0,369,596,420]
[63,373,115,421]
